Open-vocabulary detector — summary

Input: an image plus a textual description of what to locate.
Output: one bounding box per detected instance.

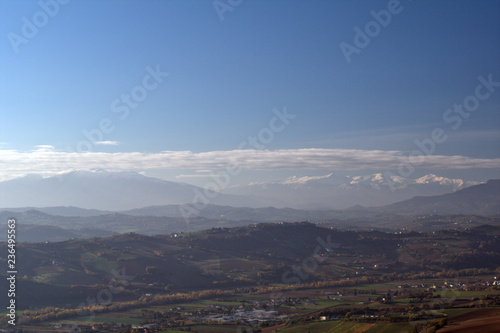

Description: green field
[364,323,415,333]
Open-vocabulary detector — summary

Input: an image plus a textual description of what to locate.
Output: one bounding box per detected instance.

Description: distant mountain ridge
[122,179,500,219]
[0,170,266,211]
[222,173,480,209]
[381,179,500,215]
[2,206,111,217]
[0,169,483,211]
[0,180,498,242]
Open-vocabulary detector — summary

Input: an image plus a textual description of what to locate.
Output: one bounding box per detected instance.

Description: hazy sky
[1,0,499,185]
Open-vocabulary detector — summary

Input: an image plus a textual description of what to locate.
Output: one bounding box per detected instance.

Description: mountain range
[0,177,498,242]
[0,170,481,211]
[0,170,264,211]
[382,179,500,215]
[221,173,480,209]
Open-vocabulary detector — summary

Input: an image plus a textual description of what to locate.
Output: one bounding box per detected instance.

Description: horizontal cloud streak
[0,147,499,181]
[95,141,121,146]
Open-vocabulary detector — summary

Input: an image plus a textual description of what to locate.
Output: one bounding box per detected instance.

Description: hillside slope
[381,179,500,215]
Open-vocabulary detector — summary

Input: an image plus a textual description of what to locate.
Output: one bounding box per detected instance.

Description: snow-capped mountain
[222,173,480,209]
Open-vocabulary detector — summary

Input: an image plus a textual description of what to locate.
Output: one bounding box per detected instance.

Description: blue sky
[0,0,499,185]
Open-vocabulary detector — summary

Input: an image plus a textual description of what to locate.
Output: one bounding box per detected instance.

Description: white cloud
[282,173,334,185]
[0,147,498,181]
[35,145,55,151]
[95,141,120,146]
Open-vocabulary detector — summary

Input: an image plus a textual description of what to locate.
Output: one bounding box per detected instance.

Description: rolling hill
[1,222,499,309]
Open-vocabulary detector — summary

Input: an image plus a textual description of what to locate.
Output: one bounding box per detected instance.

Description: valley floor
[8,274,500,333]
